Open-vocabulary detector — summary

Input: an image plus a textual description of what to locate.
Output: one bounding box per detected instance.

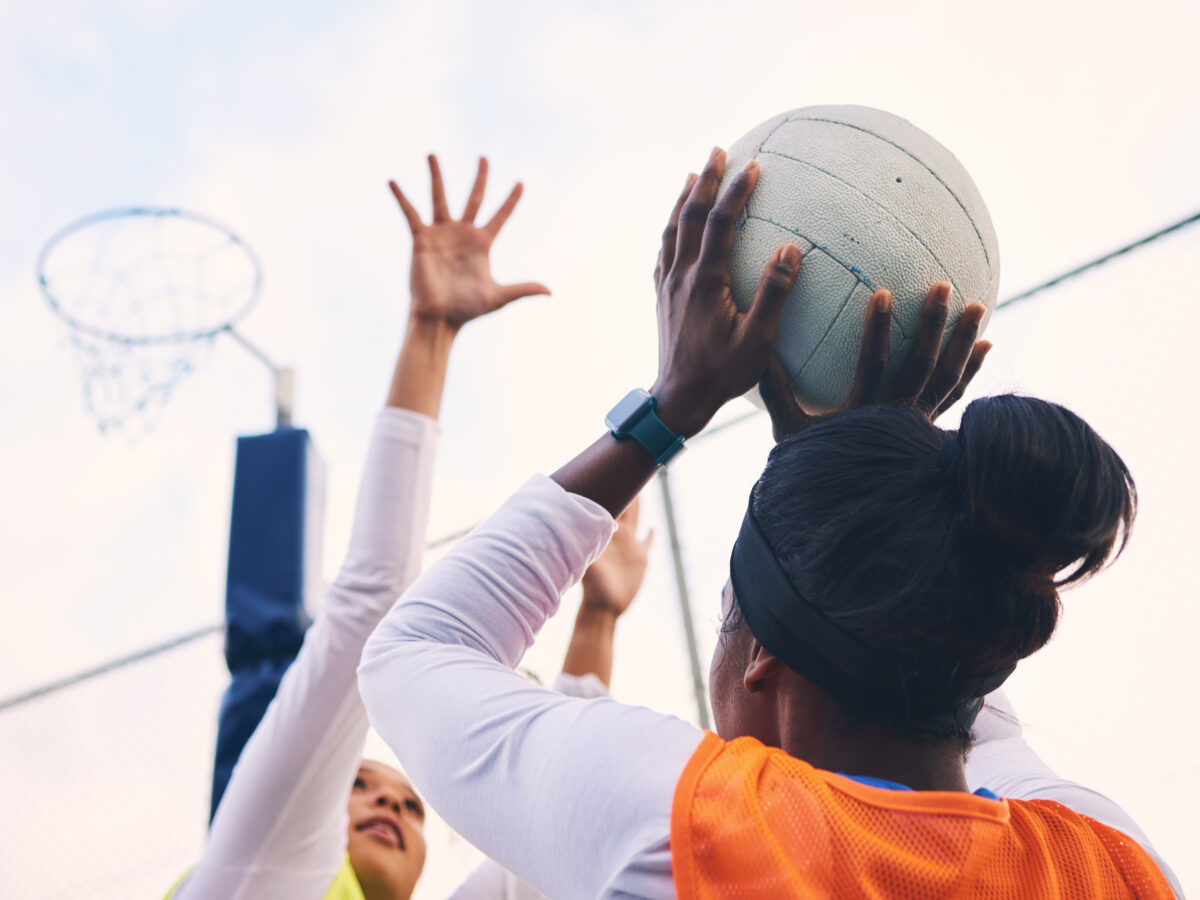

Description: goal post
[211,426,326,820]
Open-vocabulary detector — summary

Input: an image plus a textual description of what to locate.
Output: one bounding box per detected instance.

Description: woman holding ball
[359,148,1181,898]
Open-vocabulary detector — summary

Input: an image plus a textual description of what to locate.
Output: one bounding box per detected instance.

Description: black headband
[728,503,1014,733]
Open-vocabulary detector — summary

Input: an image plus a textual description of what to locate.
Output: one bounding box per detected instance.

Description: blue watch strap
[628,407,686,466]
[605,389,686,467]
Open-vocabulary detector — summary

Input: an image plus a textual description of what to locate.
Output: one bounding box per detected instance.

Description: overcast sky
[2,0,1198,896]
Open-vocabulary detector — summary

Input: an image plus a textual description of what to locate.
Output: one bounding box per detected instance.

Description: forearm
[561,602,619,686]
[550,385,714,518]
[386,316,458,418]
[550,433,661,518]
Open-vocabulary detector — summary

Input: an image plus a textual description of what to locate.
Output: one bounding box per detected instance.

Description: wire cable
[997,209,1200,310]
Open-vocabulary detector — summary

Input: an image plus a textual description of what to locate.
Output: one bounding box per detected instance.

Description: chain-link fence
[0,632,225,899]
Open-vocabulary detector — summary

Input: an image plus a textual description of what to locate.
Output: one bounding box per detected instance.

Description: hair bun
[955,395,1136,589]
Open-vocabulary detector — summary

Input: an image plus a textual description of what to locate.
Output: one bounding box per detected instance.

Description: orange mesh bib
[670,732,1171,899]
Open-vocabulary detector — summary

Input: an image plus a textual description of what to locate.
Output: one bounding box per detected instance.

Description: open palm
[390,156,549,328]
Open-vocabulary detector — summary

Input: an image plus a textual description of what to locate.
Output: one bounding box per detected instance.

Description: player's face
[346,760,427,899]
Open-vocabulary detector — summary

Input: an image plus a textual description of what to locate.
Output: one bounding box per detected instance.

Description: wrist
[404,314,461,346]
[648,379,722,439]
[386,317,456,417]
[576,597,623,627]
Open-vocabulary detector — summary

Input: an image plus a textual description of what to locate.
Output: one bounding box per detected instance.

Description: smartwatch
[604,388,686,467]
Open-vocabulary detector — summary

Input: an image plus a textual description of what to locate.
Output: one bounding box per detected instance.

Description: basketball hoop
[36,207,293,433]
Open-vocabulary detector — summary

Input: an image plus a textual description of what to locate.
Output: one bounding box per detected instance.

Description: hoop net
[37,208,262,433]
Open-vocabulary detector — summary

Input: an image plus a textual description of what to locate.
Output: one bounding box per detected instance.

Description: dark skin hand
[758,284,992,443]
[552,146,991,514]
[553,147,800,515]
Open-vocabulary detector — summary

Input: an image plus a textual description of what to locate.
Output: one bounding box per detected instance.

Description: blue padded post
[210,427,325,821]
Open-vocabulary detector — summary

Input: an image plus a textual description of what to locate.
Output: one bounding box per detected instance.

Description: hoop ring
[36,206,263,345]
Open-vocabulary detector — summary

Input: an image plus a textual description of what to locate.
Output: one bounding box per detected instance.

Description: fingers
[759,355,811,443]
[428,155,451,223]
[847,289,892,407]
[461,157,488,223]
[496,280,552,305]
[617,495,640,527]
[674,147,726,268]
[933,340,991,419]
[741,244,802,353]
[886,281,950,403]
[656,173,698,285]
[389,181,423,234]
[697,160,759,271]
[917,301,984,413]
[484,182,523,236]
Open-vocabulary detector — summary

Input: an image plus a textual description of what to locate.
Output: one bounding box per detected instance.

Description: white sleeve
[177,409,437,900]
[446,671,615,900]
[359,475,704,900]
[967,690,1184,898]
[551,670,610,699]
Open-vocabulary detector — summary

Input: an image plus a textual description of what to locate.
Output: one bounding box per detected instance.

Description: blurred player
[170,154,553,899]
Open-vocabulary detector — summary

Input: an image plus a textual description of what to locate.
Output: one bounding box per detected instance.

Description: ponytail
[942,395,1135,671]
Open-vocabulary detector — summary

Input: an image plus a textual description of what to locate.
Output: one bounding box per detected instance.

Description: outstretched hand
[759,284,993,443]
[581,496,654,617]
[390,155,550,329]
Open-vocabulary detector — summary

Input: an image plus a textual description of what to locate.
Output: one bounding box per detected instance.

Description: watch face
[605,388,652,434]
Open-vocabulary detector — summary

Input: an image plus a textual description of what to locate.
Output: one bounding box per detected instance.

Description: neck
[358,875,407,900]
[785,730,969,792]
[773,676,970,793]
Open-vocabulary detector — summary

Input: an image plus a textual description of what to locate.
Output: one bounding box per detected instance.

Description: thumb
[759,355,811,443]
[497,281,552,306]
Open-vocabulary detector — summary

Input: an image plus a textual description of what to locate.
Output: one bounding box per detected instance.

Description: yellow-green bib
[165,853,362,899]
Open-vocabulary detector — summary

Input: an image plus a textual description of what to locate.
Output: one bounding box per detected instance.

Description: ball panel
[757,118,992,305]
[772,246,861,379]
[792,104,1000,299]
[722,110,793,178]
[740,152,958,307]
[791,280,879,412]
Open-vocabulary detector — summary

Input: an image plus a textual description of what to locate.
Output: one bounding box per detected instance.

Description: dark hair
[737,395,1135,732]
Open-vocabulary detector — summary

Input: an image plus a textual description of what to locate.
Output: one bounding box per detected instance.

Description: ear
[743,640,782,693]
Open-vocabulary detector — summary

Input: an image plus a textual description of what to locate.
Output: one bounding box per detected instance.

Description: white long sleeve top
[176,408,438,900]
[359,474,1183,900]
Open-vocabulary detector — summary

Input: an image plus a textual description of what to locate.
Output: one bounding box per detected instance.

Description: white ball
[720,105,1000,413]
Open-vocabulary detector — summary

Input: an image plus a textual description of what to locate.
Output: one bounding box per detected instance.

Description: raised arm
[175,156,546,899]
